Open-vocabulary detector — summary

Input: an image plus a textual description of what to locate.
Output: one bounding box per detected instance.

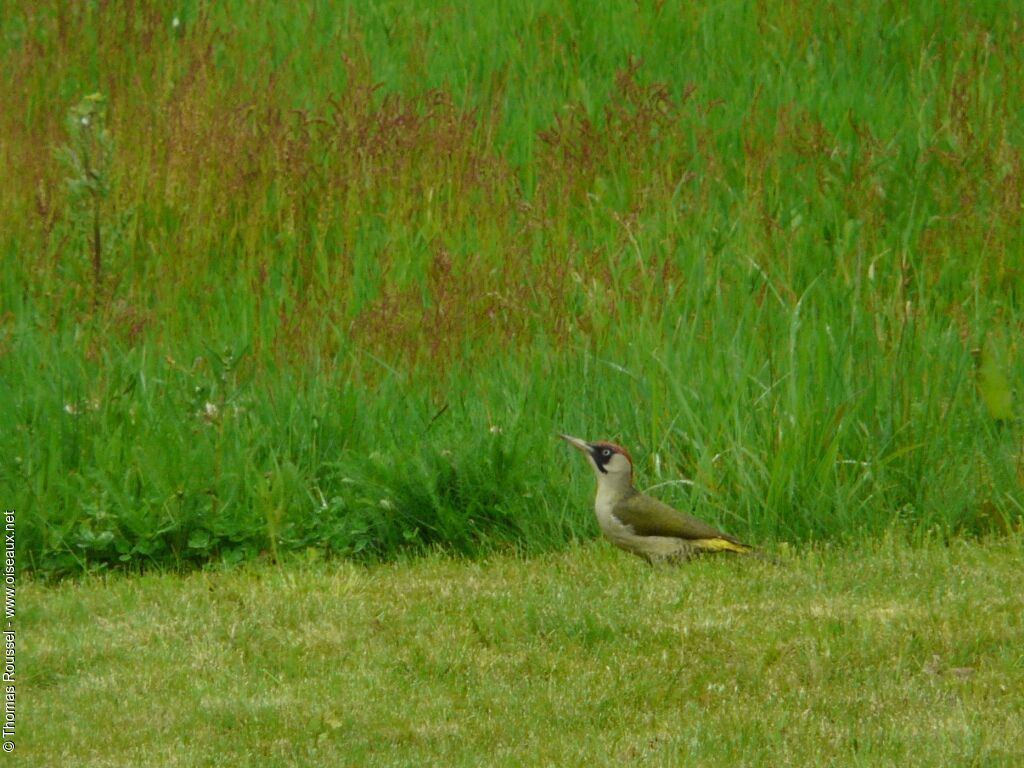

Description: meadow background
[4,0,1024,577]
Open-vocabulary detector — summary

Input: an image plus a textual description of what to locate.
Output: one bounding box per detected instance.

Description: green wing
[613,491,743,543]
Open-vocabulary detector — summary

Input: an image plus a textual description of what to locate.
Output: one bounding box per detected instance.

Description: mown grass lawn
[23,538,1024,767]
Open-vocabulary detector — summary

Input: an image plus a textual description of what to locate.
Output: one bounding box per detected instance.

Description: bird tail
[694,537,783,564]
[693,537,753,554]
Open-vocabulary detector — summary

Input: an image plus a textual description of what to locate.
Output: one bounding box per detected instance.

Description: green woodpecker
[560,434,755,563]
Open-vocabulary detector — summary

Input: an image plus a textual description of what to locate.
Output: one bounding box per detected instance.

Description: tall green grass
[3,1,1024,576]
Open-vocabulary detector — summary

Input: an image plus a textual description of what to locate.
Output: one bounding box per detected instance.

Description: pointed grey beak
[559,434,590,453]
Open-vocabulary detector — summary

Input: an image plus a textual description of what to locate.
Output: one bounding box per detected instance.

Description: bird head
[559,434,634,487]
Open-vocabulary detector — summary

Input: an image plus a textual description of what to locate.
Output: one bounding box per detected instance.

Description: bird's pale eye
[602,449,611,457]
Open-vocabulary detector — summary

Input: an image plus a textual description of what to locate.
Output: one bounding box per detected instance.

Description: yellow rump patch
[694,538,752,554]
